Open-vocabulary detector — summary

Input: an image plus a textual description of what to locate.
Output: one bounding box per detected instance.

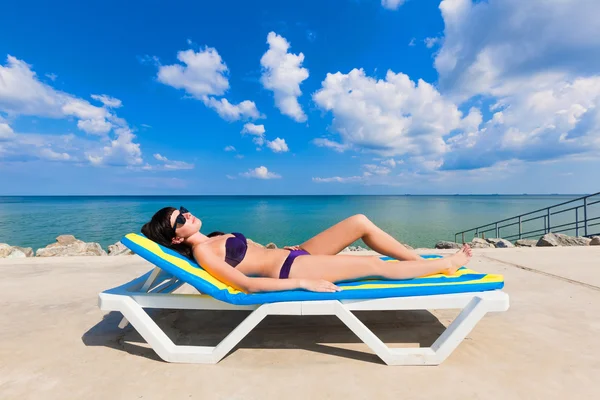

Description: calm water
[0,195,596,251]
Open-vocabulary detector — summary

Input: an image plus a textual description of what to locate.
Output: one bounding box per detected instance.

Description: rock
[470,237,494,248]
[247,238,264,248]
[536,233,592,247]
[435,241,462,249]
[341,245,369,252]
[486,238,515,248]
[108,241,134,256]
[591,236,600,246]
[36,235,107,257]
[515,239,538,247]
[265,242,278,249]
[56,235,78,246]
[0,243,30,258]
[13,246,34,257]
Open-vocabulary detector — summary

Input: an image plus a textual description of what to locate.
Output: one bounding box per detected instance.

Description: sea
[0,194,596,252]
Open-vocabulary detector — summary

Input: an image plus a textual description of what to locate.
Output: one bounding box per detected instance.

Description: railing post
[461,232,465,244]
[575,207,579,237]
[495,222,499,238]
[547,208,551,233]
[475,228,478,238]
[584,197,588,236]
[518,216,522,239]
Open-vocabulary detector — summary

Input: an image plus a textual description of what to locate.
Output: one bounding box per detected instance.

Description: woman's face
[170,208,202,239]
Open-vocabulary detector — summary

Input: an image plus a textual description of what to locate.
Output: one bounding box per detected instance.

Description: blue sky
[1,0,599,195]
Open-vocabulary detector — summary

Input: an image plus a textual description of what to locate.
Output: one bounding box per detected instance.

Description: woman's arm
[193,246,340,293]
[245,277,340,293]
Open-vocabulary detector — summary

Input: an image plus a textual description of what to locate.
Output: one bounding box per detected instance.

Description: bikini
[224,232,309,279]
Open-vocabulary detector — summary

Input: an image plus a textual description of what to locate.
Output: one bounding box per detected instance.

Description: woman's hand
[299,279,342,293]
[284,245,302,250]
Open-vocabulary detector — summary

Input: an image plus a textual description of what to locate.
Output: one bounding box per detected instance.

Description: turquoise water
[0,195,596,251]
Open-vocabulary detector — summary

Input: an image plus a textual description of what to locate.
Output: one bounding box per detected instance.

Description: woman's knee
[349,213,370,226]
[348,214,372,235]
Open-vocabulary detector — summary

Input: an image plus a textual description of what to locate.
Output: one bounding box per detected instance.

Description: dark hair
[141,206,225,260]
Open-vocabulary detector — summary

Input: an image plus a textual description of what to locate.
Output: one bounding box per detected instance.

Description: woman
[141,206,472,294]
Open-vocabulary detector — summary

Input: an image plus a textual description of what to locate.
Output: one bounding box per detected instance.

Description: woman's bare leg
[300,214,423,261]
[290,245,472,282]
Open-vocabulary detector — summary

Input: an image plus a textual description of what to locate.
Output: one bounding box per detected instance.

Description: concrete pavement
[1,247,599,399]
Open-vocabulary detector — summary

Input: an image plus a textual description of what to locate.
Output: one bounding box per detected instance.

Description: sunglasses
[172,206,190,233]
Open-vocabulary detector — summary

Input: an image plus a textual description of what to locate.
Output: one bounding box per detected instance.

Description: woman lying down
[141,206,472,293]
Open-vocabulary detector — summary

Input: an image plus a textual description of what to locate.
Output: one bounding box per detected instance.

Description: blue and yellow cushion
[122,233,504,305]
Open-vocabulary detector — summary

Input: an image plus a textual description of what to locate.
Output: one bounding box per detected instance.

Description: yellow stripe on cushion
[340,273,505,291]
[126,233,243,295]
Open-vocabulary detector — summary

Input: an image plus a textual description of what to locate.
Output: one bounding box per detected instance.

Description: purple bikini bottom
[279,249,310,279]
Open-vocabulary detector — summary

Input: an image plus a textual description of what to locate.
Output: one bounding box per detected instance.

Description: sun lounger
[98,233,509,365]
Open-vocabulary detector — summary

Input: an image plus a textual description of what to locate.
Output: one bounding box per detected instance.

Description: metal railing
[454,192,600,244]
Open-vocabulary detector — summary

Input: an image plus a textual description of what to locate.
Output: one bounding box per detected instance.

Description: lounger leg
[116,296,269,363]
[334,297,490,366]
[118,267,162,329]
[428,296,488,363]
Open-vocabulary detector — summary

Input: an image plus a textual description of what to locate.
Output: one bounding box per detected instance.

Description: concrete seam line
[481,254,600,292]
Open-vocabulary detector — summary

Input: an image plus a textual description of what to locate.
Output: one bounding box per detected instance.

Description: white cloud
[226,174,236,180]
[39,148,71,161]
[151,153,194,170]
[224,145,236,152]
[157,47,229,98]
[0,55,144,167]
[433,0,600,170]
[260,32,309,122]
[381,0,405,10]
[312,138,350,153]
[381,158,400,167]
[408,38,416,47]
[241,123,266,147]
[156,46,262,122]
[435,0,600,99]
[241,166,281,179]
[77,118,112,135]
[267,137,289,153]
[45,73,57,81]
[241,123,266,136]
[91,94,122,108]
[202,97,262,121]
[0,132,84,164]
[313,68,475,166]
[0,56,114,134]
[312,175,366,183]
[85,128,143,167]
[424,37,441,48]
[363,164,391,175]
[442,76,600,169]
[0,121,15,139]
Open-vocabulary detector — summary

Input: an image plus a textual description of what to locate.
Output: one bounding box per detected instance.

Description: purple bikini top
[225,232,247,267]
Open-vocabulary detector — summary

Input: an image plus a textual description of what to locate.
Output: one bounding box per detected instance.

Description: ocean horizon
[1,194,595,252]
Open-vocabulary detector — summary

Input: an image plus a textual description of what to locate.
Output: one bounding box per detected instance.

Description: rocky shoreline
[435,232,600,249]
[0,232,598,259]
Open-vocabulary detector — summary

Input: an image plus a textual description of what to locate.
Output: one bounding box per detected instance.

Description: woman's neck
[183,231,209,247]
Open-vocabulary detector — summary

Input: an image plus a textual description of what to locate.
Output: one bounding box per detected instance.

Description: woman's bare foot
[445,244,472,274]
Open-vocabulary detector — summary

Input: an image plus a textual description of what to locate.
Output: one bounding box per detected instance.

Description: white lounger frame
[98,267,509,365]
